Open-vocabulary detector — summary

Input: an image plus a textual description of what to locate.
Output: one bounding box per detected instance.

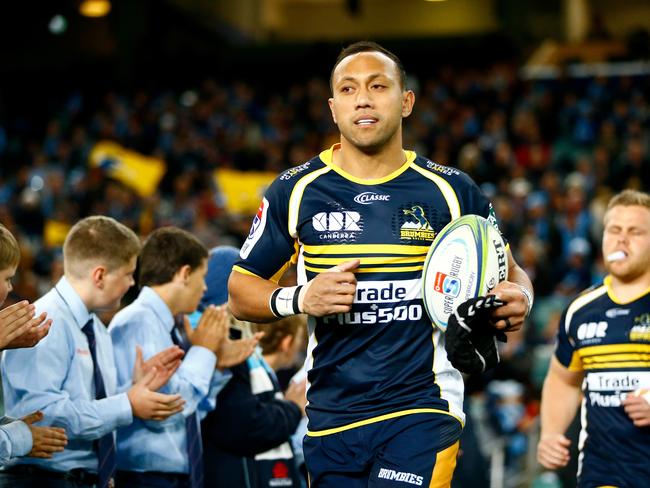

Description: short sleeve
[456,172,507,245]
[554,308,583,372]
[234,177,297,281]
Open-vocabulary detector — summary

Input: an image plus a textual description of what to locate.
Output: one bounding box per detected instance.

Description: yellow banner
[215,169,276,215]
[44,220,71,248]
[89,141,166,197]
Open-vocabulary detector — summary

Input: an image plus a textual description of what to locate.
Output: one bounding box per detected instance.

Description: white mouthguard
[607,250,627,262]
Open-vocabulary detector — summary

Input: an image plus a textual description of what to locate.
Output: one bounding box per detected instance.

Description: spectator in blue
[109,228,257,488]
[198,246,306,488]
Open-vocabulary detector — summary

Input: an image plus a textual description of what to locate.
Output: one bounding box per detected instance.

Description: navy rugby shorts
[303,412,462,487]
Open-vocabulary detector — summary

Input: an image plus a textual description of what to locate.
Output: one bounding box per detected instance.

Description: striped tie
[172,316,204,488]
[81,318,116,488]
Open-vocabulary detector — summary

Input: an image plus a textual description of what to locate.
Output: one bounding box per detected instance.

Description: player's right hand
[300,259,359,317]
[537,433,571,469]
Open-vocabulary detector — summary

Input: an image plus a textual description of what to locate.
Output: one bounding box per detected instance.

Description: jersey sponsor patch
[280,162,310,181]
[576,321,608,342]
[312,211,363,241]
[354,279,421,304]
[586,371,650,392]
[241,197,269,259]
[425,160,460,177]
[605,307,630,319]
[353,191,391,205]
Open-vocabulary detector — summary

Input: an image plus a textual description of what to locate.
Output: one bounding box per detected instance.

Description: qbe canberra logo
[434,272,461,297]
[312,211,362,240]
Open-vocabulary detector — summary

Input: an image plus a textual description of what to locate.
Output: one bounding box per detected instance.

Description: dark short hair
[330,41,407,92]
[139,227,208,286]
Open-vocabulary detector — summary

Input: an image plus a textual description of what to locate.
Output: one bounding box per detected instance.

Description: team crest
[399,205,436,241]
[631,313,650,342]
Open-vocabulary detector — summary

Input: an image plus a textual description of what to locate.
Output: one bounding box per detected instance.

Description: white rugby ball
[421,214,508,332]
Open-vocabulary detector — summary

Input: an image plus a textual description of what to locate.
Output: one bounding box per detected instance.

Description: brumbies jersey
[234,145,500,436]
[555,277,650,486]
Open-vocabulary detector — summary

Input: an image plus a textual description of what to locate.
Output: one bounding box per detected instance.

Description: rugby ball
[422,214,508,332]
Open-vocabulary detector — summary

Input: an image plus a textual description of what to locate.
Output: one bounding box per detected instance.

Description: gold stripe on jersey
[306,408,463,437]
[579,343,650,357]
[288,166,332,237]
[305,264,424,274]
[584,361,650,370]
[303,243,430,256]
[319,145,416,185]
[568,352,584,372]
[304,255,426,266]
[583,353,650,363]
[269,241,301,283]
[231,265,261,278]
[564,285,608,336]
[409,163,461,220]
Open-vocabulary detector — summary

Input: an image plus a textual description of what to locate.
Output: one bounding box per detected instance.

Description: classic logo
[434,272,461,298]
[354,191,391,205]
[605,308,630,319]
[400,205,435,240]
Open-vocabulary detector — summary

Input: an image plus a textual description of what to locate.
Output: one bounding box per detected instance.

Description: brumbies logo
[400,205,435,241]
[631,313,650,342]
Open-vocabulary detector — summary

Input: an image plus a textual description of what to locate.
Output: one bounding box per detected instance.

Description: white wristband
[516,285,534,317]
[269,285,304,317]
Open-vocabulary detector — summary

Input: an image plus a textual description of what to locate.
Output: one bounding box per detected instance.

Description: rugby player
[229,41,533,487]
[538,189,650,487]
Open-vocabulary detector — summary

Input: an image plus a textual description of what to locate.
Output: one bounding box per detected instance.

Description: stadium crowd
[0,62,649,486]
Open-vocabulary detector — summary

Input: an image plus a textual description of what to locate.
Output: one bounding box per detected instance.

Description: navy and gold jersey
[234,145,500,436]
[555,277,650,486]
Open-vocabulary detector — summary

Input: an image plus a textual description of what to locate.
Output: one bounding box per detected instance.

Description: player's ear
[401,90,415,118]
[328,98,337,124]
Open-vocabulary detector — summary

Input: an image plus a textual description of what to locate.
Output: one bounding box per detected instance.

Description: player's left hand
[622,393,650,427]
[488,281,529,332]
